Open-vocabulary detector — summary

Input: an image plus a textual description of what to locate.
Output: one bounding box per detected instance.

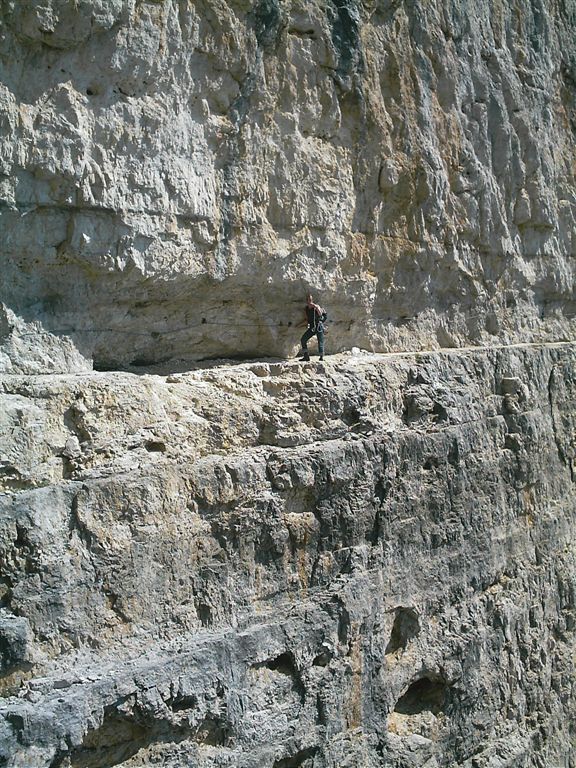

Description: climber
[299,293,326,361]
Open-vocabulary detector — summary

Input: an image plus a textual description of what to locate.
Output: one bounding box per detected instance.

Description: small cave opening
[49,700,229,768]
[312,650,331,667]
[341,404,361,426]
[252,651,305,703]
[145,440,166,453]
[166,693,197,713]
[394,676,447,716]
[288,27,316,38]
[194,714,229,747]
[49,707,154,768]
[432,401,448,421]
[194,601,213,628]
[265,652,297,676]
[423,456,440,471]
[385,607,420,655]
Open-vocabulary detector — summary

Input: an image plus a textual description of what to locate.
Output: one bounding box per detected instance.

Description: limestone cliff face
[1,2,576,767]
[0,344,575,767]
[1,0,576,371]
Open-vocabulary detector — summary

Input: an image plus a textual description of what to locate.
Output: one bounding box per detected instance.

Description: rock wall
[1,0,576,371]
[0,344,575,766]
[1,1,576,767]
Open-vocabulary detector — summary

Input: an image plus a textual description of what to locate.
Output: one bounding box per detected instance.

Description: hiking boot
[300,351,310,361]
[319,356,324,361]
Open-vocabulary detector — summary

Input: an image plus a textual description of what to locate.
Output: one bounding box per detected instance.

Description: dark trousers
[301,326,324,356]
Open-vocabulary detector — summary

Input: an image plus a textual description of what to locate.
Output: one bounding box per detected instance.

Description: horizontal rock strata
[0,343,574,766]
[1,1,576,765]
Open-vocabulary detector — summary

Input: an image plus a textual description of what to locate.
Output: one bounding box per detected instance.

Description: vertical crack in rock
[385,606,420,655]
[547,362,576,481]
[250,0,285,52]
[215,0,285,279]
[328,0,364,85]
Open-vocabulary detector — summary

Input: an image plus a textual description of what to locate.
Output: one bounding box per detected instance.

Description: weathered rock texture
[1,0,576,371]
[1,1,576,767]
[0,343,575,766]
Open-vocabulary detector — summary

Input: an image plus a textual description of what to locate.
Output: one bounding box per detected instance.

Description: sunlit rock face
[1,0,576,372]
[1,2,576,767]
[0,344,575,767]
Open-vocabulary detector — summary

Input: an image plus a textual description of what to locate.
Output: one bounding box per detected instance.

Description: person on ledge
[299,292,326,361]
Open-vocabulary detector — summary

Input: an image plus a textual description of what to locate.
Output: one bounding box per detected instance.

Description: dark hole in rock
[128,358,157,368]
[62,456,75,479]
[273,746,319,768]
[264,652,297,676]
[312,651,331,667]
[432,401,448,421]
[341,405,361,426]
[447,439,459,465]
[0,577,13,608]
[337,605,351,645]
[394,676,447,716]
[166,693,197,712]
[288,27,316,37]
[0,634,30,676]
[195,714,228,746]
[254,652,305,702]
[315,693,328,725]
[5,713,24,731]
[145,441,166,453]
[195,602,212,627]
[0,469,29,492]
[50,701,195,768]
[385,607,420,655]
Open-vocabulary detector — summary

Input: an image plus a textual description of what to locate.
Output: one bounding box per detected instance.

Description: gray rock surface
[1,0,576,371]
[1,1,576,766]
[0,343,575,766]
